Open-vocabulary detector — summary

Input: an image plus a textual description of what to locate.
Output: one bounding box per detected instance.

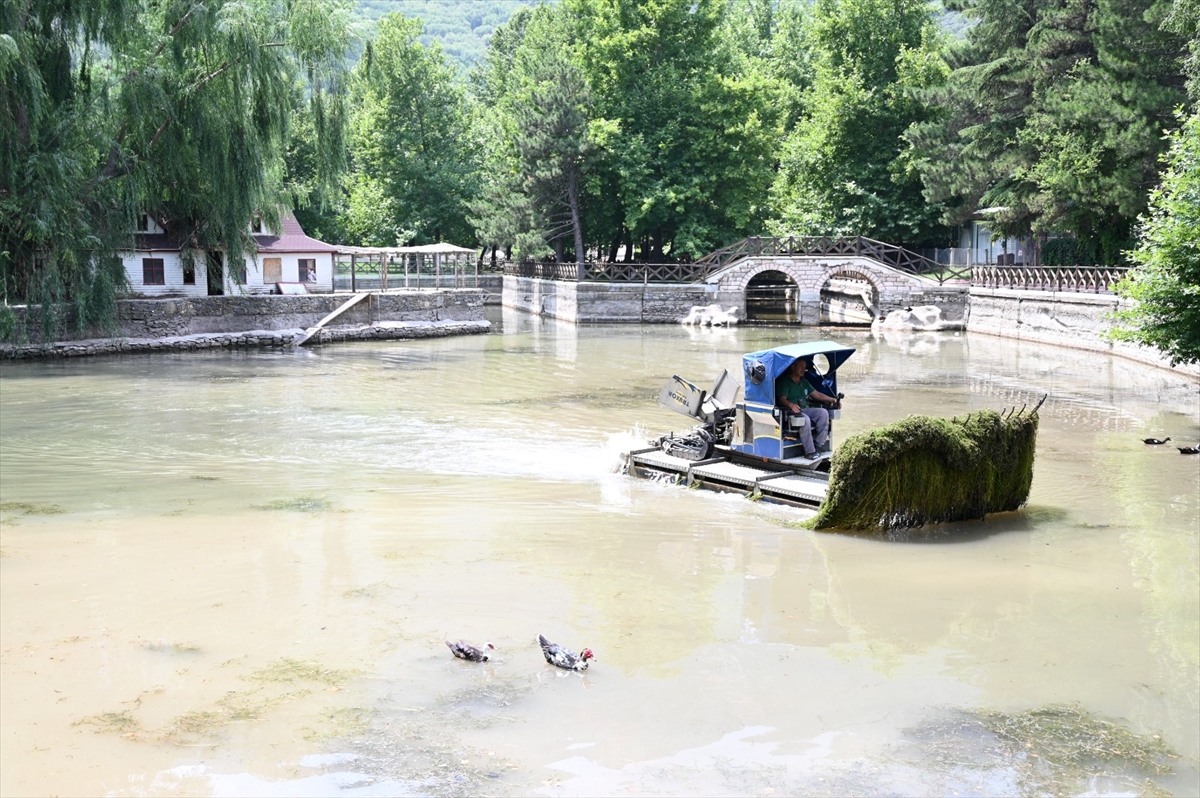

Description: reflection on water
[1,313,1197,796]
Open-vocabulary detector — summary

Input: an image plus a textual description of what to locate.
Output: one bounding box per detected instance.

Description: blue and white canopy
[742,341,856,406]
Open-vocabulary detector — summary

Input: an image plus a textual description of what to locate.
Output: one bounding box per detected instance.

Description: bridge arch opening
[745,270,798,322]
[820,268,880,325]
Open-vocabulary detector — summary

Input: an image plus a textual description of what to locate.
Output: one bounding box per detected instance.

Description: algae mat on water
[812,408,1039,531]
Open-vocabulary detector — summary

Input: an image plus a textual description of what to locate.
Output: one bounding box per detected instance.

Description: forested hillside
[354,1,971,68]
[355,0,539,65]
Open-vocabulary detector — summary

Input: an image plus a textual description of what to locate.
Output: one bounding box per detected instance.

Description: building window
[182,261,196,285]
[299,258,316,282]
[142,258,165,285]
[251,216,263,233]
[136,214,149,232]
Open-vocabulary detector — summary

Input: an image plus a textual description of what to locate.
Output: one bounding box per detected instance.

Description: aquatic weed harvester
[625,341,1043,531]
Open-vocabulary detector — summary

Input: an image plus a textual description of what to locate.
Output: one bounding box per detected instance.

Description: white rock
[873,304,956,332]
[681,304,741,327]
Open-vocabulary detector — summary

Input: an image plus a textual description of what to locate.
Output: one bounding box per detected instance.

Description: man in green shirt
[775,357,838,456]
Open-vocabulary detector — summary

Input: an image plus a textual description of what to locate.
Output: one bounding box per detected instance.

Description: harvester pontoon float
[625,341,854,508]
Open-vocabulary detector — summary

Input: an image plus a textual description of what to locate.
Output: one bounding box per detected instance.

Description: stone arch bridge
[698,236,968,325]
[502,236,969,325]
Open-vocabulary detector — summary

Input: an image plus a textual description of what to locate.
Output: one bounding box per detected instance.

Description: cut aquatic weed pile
[978,704,1177,796]
[812,408,1039,531]
[909,703,1179,797]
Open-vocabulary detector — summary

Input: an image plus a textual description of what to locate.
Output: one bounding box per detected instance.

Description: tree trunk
[567,164,585,265]
[607,229,622,263]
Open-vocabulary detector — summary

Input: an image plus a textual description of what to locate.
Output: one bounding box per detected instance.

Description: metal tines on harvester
[654,370,741,461]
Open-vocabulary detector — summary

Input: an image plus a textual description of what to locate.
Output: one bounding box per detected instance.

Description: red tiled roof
[128,212,338,254]
[254,212,339,253]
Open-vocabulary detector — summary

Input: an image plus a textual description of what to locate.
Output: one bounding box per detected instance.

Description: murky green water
[2,310,1197,797]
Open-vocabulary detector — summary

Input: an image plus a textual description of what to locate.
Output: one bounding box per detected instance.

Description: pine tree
[1112,110,1200,364]
[906,0,1188,259]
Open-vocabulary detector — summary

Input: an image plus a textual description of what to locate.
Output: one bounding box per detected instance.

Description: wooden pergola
[334,243,478,292]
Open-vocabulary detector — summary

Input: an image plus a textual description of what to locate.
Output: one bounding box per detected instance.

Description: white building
[122,212,339,297]
[957,220,1036,266]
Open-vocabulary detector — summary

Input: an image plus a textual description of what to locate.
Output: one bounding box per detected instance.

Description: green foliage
[812,409,1039,531]
[346,15,479,246]
[907,0,1189,250]
[469,6,592,261]
[769,0,951,247]
[1,0,352,339]
[1166,0,1199,99]
[1112,110,1200,365]
[1042,238,1098,267]
[572,0,782,260]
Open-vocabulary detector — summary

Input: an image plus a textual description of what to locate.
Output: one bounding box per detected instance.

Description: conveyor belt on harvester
[626,445,829,507]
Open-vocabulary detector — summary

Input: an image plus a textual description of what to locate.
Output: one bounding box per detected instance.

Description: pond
[1,310,1197,797]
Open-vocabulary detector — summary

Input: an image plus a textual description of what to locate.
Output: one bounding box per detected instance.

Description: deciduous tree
[770,0,949,246]
[347,15,479,245]
[1112,111,1200,364]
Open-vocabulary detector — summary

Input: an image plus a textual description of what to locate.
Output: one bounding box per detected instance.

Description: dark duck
[1143,436,1171,445]
[1178,446,1199,455]
[445,639,495,662]
[538,634,594,671]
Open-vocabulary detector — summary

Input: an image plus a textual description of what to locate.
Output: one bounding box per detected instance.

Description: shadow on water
[774,505,1070,545]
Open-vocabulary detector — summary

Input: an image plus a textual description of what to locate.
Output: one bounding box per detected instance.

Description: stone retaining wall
[8,289,485,344]
[503,276,716,323]
[967,287,1199,379]
[1,320,490,360]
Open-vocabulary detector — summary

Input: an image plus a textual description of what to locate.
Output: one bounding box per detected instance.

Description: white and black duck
[538,634,594,671]
[1143,436,1172,445]
[445,639,495,662]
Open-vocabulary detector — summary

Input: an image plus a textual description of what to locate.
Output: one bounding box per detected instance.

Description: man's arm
[776,392,801,414]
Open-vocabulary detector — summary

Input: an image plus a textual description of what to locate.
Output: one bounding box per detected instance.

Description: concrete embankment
[1,320,490,359]
[967,287,1199,379]
[503,275,714,323]
[2,289,489,359]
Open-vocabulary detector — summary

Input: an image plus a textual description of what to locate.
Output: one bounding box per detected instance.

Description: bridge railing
[695,235,972,284]
[502,235,976,285]
[970,265,1131,294]
[504,261,721,283]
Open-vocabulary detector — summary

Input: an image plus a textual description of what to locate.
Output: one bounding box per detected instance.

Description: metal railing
[970,265,1130,294]
[503,235,980,285]
[503,261,721,283]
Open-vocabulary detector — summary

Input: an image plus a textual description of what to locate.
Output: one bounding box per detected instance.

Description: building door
[206,251,224,296]
[262,257,282,285]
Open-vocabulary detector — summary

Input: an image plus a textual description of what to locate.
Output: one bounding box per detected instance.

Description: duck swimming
[1178,446,1199,455]
[1143,437,1172,445]
[445,639,495,662]
[538,634,594,671]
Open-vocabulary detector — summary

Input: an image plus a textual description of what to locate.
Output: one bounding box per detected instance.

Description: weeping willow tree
[812,408,1041,531]
[0,0,352,341]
